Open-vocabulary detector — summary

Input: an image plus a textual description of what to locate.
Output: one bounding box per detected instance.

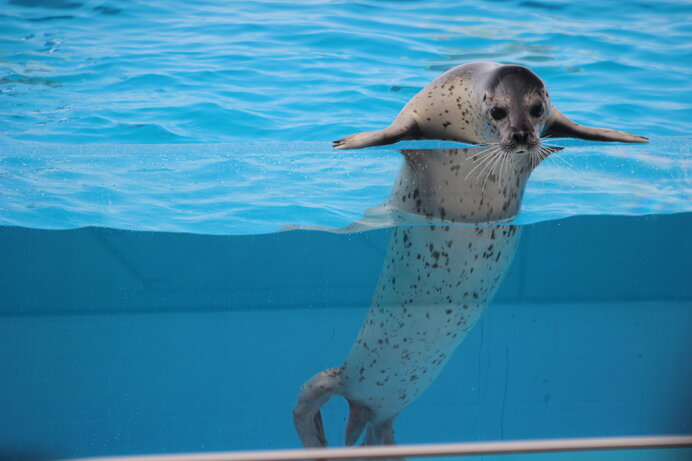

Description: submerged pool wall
[1,213,691,460]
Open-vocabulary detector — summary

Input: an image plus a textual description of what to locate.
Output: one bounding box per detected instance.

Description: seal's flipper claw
[542,108,648,143]
[332,138,348,148]
[345,399,370,446]
[293,367,343,447]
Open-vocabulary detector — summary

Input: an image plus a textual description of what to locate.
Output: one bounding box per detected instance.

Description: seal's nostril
[513,132,528,143]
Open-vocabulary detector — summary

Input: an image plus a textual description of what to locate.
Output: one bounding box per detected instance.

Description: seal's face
[481,66,550,155]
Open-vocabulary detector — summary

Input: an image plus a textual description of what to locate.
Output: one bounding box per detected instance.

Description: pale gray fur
[293,146,555,457]
[333,62,647,150]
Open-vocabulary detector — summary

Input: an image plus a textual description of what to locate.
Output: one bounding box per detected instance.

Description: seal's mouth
[498,141,565,169]
[503,138,541,155]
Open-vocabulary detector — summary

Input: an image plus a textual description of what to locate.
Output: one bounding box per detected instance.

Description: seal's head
[481,65,550,154]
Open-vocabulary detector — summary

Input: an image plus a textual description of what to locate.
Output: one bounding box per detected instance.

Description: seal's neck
[394,147,533,224]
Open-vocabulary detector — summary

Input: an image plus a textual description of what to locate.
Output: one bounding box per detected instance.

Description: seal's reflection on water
[294,146,561,453]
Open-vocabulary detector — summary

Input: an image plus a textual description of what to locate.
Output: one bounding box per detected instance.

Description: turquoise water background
[1,0,691,144]
[1,217,691,459]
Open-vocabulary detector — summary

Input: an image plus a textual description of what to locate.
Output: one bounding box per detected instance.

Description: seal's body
[334,62,647,150]
[338,222,520,445]
[294,147,535,448]
[293,62,646,452]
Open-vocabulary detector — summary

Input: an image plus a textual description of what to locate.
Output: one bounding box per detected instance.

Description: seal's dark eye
[530,103,544,117]
[490,107,507,120]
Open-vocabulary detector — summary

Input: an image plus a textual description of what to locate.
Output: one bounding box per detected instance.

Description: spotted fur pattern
[340,223,520,420]
[333,62,647,150]
[294,148,536,453]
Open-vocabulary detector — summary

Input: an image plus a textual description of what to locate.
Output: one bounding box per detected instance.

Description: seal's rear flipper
[542,108,648,143]
[333,116,417,150]
[293,367,343,447]
[364,418,398,447]
[345,399,370,446]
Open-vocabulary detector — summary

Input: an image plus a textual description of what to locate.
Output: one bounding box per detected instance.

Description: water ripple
[0,1,690,234]
[0,139,688,235]
[0,0,689,144]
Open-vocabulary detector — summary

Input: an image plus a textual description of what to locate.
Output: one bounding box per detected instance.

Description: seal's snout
[512,131,529,144]
[504,128,540,153]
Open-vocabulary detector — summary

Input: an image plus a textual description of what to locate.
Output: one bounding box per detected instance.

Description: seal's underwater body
[293,146,538,450]
[334,62,647,151]
[293,62,647,453]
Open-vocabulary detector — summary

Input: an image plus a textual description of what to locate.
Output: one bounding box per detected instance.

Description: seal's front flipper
[542,108,648,143]
[333,116,417,150]
[293,367,343,447]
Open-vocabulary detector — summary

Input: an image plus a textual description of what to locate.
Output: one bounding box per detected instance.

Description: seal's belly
[340,224,521,421]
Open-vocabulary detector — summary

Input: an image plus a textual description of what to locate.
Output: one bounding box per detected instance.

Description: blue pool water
[1,218,691,460]
[0,1,691,460]
[1,0,691,146]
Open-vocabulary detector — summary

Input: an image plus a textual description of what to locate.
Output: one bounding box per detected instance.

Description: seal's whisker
[465,145,499,163]
[529,145,556,170]
[478,155,498,189]
[481,148,507,190]
[468,152,501,184]
[536,149,545,168]
[488,148,509,189]
[543,148,577,176]
[464,147,500,180]
[462,146,491,167]
[529,148,542,171]
[535,146,550,161]
[473,147,503,184]
[470,149,497,183]
[497,150,508,184]
[473,146,500,160]
[500,148,516,182]
[463,151,498,181]
[532,148,544,168]
[547,149,573,168]
[501,148,514,179]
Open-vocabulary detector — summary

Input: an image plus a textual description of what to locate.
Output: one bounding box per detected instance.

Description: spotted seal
[293,145,557,450]
[333,62,647,150]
